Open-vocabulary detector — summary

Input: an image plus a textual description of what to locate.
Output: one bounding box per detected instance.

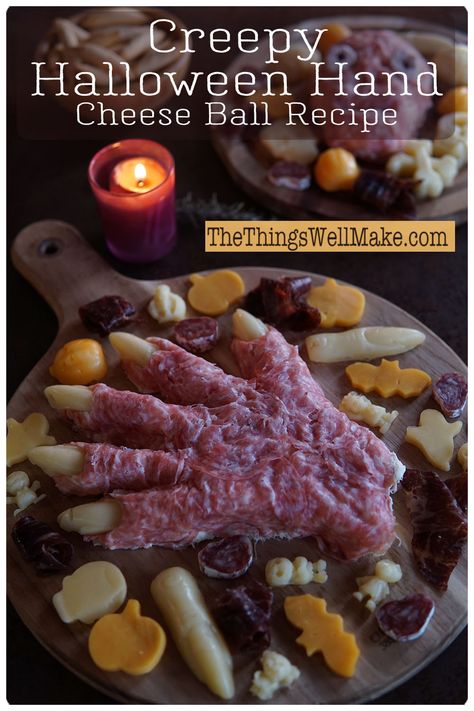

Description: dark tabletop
[7,5,467,704]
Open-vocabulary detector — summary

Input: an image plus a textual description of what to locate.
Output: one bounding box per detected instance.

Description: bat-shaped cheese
[345,359,431,398]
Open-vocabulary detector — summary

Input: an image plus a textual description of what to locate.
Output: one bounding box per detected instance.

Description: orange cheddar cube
[284,594,360,678]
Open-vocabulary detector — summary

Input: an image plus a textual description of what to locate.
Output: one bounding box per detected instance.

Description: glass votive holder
[88,138,176,263]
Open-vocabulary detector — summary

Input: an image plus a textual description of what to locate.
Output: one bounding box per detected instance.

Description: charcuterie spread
[6,267,467,703]
[214,19,467,220]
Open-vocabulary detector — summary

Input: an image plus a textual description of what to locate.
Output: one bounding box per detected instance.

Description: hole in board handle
[38,239,63,257]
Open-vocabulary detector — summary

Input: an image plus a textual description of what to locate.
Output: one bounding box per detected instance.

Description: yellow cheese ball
[319,23,352,56]
[437,86,468,115]
[314,148,360,192]
[50,338,108,385]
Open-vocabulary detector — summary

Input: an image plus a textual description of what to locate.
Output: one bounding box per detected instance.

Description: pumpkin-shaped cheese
[306,278,365,328]
[187,271,245,316]
[89,599,166,675]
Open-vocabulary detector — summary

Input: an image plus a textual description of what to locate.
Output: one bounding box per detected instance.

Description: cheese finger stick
[150,567,234,700]
[58,501,122,535]
[29,444,84,476]
[45,385,92,411]
[109,332,157,365]
[232,309,267,341]
[305,327,425,364]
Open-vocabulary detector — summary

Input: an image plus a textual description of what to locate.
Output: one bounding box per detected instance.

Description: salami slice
[267,161,311,191]
[213,582,273,655]
[198,535,254,579]
[173,317,219,354]
[432,372,467,418]
[376,594,435,642]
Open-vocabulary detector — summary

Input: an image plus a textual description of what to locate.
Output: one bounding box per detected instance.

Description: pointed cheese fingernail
[109,332,156,366]
[44,385,93,411]
[232,309,267,341]
[29,444,84,476]
[58,501,122,535]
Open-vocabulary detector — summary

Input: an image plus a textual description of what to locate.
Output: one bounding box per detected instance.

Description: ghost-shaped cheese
[7,413,56,467]
[405,409,462,471]
[52,561,127,624]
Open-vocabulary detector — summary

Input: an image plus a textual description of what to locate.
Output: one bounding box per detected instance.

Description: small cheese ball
[437,86,468,115]
[314,148,360,192]
[265,558,293,587]
[50,339,108,385]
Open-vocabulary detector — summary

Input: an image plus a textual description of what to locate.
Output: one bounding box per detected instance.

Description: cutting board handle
[11,220,122,324]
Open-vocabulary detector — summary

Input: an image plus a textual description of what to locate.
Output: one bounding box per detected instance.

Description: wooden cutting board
[212,15,467,223]
[8,220,467,704]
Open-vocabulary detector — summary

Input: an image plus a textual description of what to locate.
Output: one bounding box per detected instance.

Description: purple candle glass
[88,139,176,263]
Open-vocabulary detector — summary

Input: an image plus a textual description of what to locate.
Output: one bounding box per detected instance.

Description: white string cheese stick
[121,30,158,61]
[54,18,90,48]
[150,567,234,700]
[81,9,148,30]
[305,327,425,364]
[401,31,453,57]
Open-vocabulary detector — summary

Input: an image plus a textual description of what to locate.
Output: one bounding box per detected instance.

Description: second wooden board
[212,15,467,223]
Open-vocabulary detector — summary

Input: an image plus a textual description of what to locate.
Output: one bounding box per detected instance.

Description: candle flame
[134,162,147,185]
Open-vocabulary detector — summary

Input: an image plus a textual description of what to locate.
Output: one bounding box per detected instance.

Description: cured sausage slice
[401,469,467,591]
[198,535,254,579]
[173,317,219,354]
[79,295,135,335]
[432,372,467,418]
[376,593,435,642]
[213,582,273,655]
[12,515,74,575]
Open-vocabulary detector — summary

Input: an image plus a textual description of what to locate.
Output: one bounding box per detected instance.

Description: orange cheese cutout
[284,594,360,678]
[187,270,245,316]
[306,278,365,328]
[346,359,431,398]
[88,599,166,675]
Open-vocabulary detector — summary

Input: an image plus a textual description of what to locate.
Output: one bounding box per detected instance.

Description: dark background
[7,5,467,705]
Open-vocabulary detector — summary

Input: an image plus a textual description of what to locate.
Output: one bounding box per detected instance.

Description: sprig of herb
[177,192,274,225]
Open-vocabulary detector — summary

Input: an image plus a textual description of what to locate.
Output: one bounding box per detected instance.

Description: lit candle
[88,140,176,263]
[109,157,167,195]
